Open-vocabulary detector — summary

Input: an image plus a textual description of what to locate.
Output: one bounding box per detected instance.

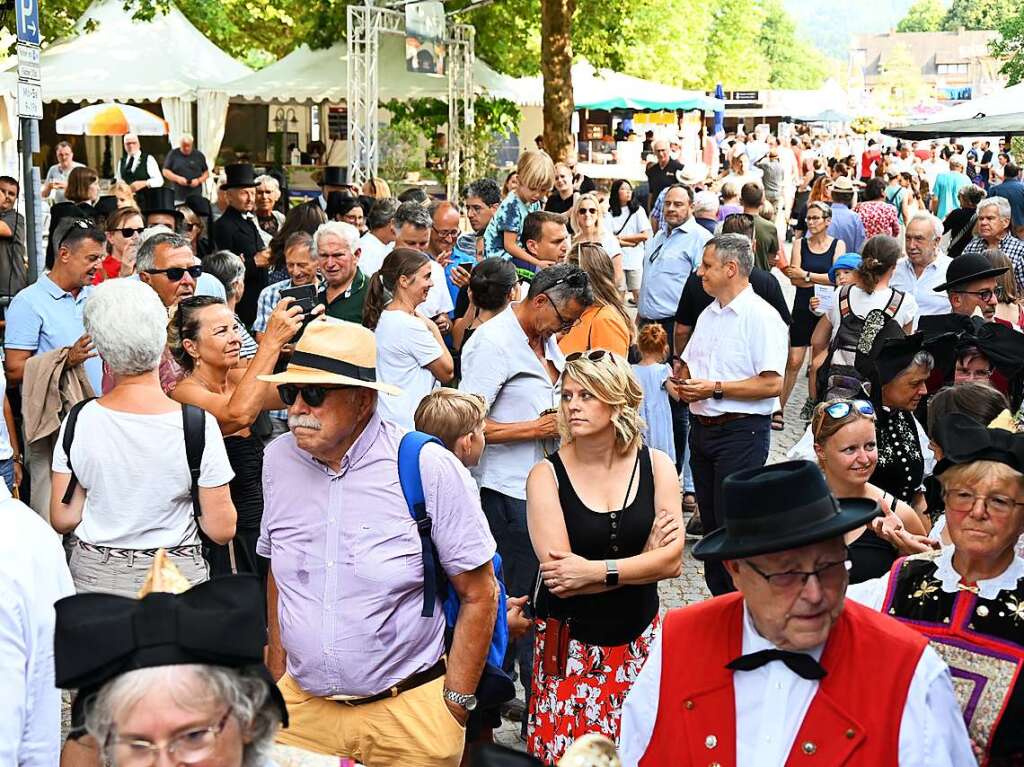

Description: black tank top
[539,446,659,646]
[224,433,264,529]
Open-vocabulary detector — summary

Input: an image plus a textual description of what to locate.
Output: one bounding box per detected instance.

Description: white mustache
[288,415,322,431]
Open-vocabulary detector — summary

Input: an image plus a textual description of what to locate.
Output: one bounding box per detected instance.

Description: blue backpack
[397,431,511,671]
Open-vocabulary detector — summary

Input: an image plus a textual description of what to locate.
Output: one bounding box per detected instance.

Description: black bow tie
[726,649,827,681]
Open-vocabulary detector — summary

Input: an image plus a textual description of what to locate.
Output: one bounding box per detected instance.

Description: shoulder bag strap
[181,404,206,520]
[398,431,445,618]
[614,209,635,236]
[60,397,97,505]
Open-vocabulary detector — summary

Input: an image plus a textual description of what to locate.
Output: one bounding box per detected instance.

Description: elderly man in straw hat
[619,460,973,766]
[256,319,498,766]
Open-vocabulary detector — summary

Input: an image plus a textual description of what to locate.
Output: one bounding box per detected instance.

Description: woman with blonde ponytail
[365,248,454,429]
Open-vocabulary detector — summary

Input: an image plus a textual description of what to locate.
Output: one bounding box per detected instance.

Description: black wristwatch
[605,559,619,586]
[713,381,724,400]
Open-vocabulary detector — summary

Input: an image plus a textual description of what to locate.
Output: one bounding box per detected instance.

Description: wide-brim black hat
[93,195,119,219]
[318,165,348,187]
[222,162,258,189]
[934,252,1009,292]
[693,460,881,561]
[136,186,183,220]
[54,574,287,726]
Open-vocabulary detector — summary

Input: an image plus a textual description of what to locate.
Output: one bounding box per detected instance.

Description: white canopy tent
[914,82,1024,124]
[3,0,251,159]
[221,35,529,105]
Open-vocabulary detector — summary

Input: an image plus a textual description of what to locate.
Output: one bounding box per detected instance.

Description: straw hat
[258,319,402,395]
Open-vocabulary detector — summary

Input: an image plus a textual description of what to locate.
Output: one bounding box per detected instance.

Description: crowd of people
[1,125,1023,767]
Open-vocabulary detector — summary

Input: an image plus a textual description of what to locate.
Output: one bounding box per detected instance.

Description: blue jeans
[480,488,538,721]
[689,414,771,595]
[0,458,14,493]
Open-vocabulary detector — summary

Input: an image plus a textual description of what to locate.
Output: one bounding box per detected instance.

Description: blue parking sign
[16,0,40,45]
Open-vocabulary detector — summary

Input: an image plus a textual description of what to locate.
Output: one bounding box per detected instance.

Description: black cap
[933,252,1008,292]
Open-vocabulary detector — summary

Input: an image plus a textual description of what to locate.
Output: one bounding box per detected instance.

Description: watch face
[465,695,478,711]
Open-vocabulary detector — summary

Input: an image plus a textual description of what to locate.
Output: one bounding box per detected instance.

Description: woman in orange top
[559,242,633,358]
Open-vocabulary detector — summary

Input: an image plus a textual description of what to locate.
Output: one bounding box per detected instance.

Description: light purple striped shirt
[258,413,495,697]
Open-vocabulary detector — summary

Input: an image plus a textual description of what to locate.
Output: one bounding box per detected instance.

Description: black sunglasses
[110,226,145,238]
[565,350,609,363]
[144,265,203,282]
[277,383,351,407]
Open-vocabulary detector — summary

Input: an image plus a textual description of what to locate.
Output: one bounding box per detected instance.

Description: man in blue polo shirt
[5,218,104,519]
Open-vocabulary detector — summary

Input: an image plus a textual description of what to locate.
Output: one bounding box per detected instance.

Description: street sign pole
[16,0,42,283]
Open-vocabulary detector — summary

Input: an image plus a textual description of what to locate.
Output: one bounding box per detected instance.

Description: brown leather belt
[694,412,755,427]
[327,657,446,706]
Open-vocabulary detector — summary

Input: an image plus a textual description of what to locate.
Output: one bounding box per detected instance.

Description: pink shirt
[257,414,496,697]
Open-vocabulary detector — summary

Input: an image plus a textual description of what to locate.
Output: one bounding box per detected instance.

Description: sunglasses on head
[144,265,203,282]
[565,350,609,363]
[57,219,94,250]
[277,383,352,407]
[822,399,875,420]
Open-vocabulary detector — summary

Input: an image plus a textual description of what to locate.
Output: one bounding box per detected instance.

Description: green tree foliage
[941,0,1016,31]
[759,0,830,88]
[991,6,1024,84]
[873,43,933,117]
[705,0,770,87]
[896,0,945,32]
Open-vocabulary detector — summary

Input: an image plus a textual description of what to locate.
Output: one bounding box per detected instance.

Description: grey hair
[135,230,193,272]
[313,220,359,254]
[83,665,282,767]
[978,196,1012,220]
[203,250,246,293]
[84,278,167,376]
[255,174,280,193]
[367,198,399,230]
[526,262,595,309]
[708,232,754,278]
[908,350,935,374]
[122,133,139,145]
[908,212,943,241]
[393,200,432,232]
[180,132,194,144]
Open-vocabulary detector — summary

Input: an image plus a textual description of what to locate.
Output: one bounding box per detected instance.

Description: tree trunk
[540,0,576,163]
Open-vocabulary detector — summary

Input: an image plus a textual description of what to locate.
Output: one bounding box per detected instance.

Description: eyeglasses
[144,265,203,282]
[544,293,578,332]
[952,288,996,302]
[578,207,598,215]
[184,223,200,232]
[954,364,993,380]
[107,710,230,767]
[277,383,352,407]
[822,399,875,420]
[805,216,826,222]
[566,350,609,363]
[112,227,145,238]
[944,488,1024,516]
[432,226,460,239]
[744,557,851,592]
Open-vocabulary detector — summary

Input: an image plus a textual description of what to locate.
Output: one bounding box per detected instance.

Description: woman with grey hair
[255,174,284,241]
[50,278,237,596]
[203,250,259,359]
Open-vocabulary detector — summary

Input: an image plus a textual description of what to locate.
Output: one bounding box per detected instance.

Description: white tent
[222,35,529,105]
[923,82,1024,123]
[3,0,251,156]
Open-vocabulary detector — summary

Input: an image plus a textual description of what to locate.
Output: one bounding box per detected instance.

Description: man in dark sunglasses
[137,230,200,308]
[932,251,1008,323]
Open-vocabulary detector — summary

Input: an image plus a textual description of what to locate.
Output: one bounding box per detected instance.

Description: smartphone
[451,234,478,267]
[280,284,317,315]
[539,407,558,417]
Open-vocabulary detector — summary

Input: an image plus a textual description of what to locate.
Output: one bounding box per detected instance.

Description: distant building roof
[850,30,999,77]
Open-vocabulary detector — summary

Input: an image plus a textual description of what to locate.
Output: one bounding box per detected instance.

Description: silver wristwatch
[443,687,478,711]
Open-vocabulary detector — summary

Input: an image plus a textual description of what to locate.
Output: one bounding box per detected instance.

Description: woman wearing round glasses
[169,294,303,579]
[95,207,145,283]
[812,399,930,583]
[525,350,683,762]
[849,413,1024,765]
[569,193,624,290]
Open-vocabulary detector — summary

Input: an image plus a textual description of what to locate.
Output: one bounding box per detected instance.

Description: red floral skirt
[526,613,660,765]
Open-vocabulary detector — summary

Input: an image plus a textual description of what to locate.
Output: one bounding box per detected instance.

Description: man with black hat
[619,460,973,766]
[213,163,269,326]
[929,251,1009,324]
[135,186,183,232]
[313,166,349,211]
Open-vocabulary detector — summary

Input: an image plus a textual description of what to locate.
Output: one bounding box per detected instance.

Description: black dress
[871,408,925,505]
[847,491,898,584]
[790,237,838,347]
[204,433,268,583]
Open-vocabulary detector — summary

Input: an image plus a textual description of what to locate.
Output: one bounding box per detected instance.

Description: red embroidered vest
[638,593,927,766]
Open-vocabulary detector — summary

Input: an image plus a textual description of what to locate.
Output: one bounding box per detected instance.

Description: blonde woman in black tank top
[524,350,683,763]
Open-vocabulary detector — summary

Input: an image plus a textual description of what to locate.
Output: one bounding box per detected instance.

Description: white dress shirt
[619,603,974,767]
[682,284,788,417]
[0,484,75,765]
[357,231,394,277]
[889,255,953,323]
[418,259,454,318]
[116,152,164,188]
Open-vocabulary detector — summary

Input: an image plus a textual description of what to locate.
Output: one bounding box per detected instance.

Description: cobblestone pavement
[495,270,805,749]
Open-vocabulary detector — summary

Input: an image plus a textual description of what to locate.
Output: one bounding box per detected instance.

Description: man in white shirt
[115,133,163,192]
[619,460,973,767]
[41,141,83,203]
[356,198,397,277]
[675,233,788,595]
[393,201,453,331]
[0,485,74,765]
[890,213,952,322]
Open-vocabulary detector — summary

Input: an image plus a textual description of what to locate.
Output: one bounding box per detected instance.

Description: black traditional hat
[54,574,287,725]
[222,162,258,189]
[93,195,119,220]
[692,461,880,561]
[933,413,1024,475]
[919,314,1024,381]
[933,252,1009,292]
[136,186,183,220]
[318,165,348,187]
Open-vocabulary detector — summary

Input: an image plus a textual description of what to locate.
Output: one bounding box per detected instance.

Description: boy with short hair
[414,389,488,468]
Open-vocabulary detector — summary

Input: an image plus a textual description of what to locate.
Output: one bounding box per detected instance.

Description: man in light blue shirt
[890,213,952,323]
[638,184,712,323]
[827,179,866,255]
[931,156,972,220]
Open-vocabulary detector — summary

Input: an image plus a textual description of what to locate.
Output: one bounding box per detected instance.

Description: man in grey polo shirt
[459,262,592,727]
